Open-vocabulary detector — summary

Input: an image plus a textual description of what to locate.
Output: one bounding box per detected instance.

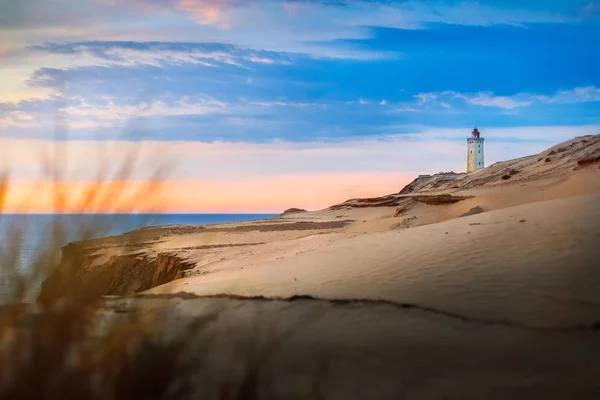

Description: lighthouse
[467,127,484,173]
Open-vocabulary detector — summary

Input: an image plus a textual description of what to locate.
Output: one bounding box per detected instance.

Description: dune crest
[39,134,600,306]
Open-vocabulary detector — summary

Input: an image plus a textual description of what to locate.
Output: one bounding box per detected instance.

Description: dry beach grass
[1,134,600,399]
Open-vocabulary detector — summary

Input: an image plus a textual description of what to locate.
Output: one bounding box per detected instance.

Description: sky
[1,0,599,212]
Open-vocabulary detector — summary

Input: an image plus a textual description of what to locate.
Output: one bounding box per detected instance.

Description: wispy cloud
[0,111,39,128]
[537,86,600,104]
[389,107,421,113]
[454,92,533,109]
[249,100,326,108]
[345,98,370,105]
[5,0,586,63]
[415,86,600,110]
[0,96,230,132]
[29,42,293,69]
[63,97,227,120]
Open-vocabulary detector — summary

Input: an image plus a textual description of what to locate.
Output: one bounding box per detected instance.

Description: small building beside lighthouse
[467,127,485,173]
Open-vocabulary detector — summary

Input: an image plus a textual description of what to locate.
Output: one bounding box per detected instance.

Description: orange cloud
[177,0,231,27]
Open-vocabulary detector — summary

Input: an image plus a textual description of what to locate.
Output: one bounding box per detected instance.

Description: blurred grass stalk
[0,145,170,303]
[0,106,187,398]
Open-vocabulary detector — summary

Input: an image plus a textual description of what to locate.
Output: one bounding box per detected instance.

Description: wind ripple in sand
[150,194,600,329]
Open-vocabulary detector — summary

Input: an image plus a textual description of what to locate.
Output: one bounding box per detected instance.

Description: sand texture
[36,134,600,398]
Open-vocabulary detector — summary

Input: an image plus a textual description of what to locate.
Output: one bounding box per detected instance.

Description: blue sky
[1,0,599,211]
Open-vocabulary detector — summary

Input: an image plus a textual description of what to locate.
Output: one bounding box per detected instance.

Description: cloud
[416,93,439,104]
[414,86,600,110]
[0,95,230,134]
[176,0,234,27]
[415,90,531,110]
[582,1,600,17]
[29,42,293,69]
[389,107,421,113]
[537,86,600,104]
[0,111,40,128]
[249,100,326,108]
[454,92,533,109]
[57,97,229,127]
[345,98,371,105]
[4,0,586,64]
[2,124,598,212]
[3,124,597,180]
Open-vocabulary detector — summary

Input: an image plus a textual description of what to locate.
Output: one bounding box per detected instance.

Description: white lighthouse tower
[467,127,484,173]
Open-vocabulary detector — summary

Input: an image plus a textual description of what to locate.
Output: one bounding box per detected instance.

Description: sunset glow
[1,0,599,213]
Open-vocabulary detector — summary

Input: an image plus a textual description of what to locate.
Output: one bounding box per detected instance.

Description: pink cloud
[177,0,233,27]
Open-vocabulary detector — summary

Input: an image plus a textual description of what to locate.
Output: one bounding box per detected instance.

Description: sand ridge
[32,134,600,398]
[40,134,600,325]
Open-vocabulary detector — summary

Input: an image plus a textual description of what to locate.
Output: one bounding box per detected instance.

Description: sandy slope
[399,133,600,193]
[33,134,600,398]
[102,293,600,399]
[49,135,599,305]
[139,135,600,333]
[147,191,600,328]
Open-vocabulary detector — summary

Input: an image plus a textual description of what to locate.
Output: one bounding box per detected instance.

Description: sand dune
[400,134,600,193]
[101,292,600,399]
[40,134,600,306]
[148,193,600,328]
[33,134,600,398]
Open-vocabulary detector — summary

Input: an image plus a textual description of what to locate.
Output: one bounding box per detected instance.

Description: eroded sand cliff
[40,134,600,302]
[33,134,600,398]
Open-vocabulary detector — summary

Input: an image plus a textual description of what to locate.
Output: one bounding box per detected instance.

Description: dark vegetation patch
[393,216,418,229]
[575,150,600,169]
[207,220,354,232]
[411,194,473,205]
[278,208,307,216]
[500,167,520,180]
[329,195,401,209]
[459,205,485,218]
[180,242,265,251]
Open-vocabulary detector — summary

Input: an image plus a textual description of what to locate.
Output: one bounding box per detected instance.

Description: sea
[0,213,276,302]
